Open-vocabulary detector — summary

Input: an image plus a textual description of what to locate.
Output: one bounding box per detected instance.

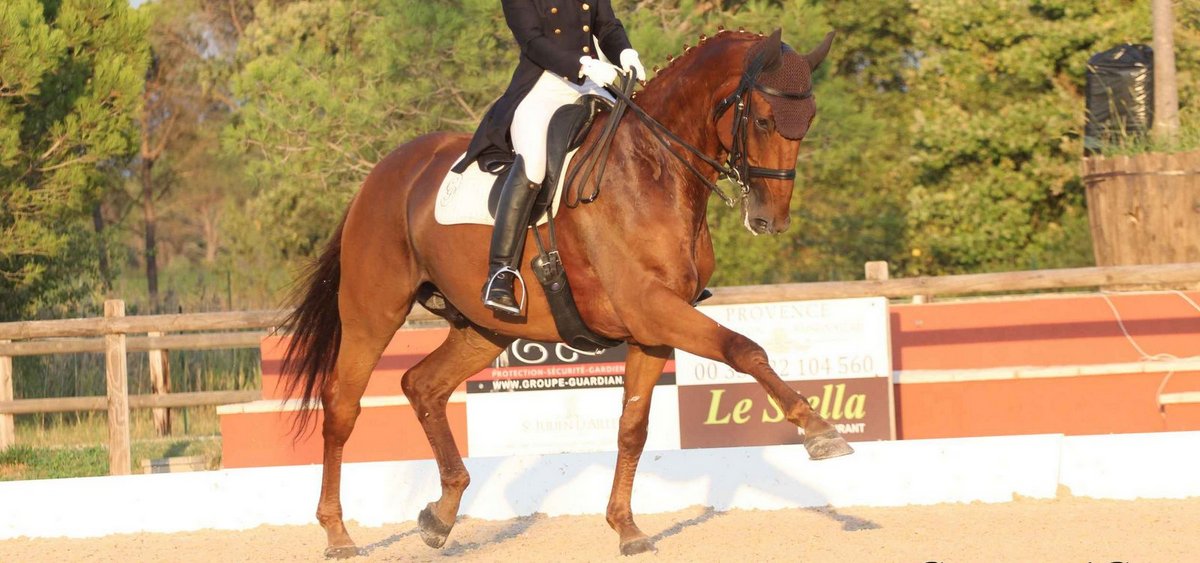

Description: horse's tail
[279,216,346,436]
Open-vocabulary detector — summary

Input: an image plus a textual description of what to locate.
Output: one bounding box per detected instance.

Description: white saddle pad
[435,151,578,226]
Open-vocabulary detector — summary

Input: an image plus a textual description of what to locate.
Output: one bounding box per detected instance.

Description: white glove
[579,56,621,87]
[619,49,646,81]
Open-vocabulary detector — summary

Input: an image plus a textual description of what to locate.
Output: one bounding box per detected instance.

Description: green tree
[0,0,149,320]
[222,0,918,286]
[214,0,1200,294]
[125,0,266,311]
[222,0,511,269]
[97,0,294,313]
[902,0,1151,275]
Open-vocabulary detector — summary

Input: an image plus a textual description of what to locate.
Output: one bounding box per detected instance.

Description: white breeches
[511,71,613,183]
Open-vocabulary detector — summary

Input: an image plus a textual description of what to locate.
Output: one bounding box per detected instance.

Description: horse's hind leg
[316,218,419,556]
[316,302,411,558]
[401,322,512,548]
[607,343,672,555]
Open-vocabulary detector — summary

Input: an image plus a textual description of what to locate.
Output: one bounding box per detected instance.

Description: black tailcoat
[452,0,632,173]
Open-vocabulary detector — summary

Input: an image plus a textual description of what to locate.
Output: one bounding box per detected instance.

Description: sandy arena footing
[4,495,1198,562]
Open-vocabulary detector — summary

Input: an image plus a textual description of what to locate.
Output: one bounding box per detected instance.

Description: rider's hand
[619,49,646,81]
[579,56,621,87]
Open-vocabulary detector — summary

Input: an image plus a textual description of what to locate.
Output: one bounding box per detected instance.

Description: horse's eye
[754,117,772,132]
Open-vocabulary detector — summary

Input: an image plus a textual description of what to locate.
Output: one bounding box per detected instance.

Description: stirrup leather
[483,265,527,315]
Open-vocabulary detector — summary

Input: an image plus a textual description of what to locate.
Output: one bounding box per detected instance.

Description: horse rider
[451,0,646,316]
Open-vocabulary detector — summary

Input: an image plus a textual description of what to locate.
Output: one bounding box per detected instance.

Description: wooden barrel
[1083,150,1200,268]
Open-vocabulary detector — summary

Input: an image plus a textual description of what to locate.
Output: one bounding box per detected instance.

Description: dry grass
[2,407,225,480]
[15,407,221,448]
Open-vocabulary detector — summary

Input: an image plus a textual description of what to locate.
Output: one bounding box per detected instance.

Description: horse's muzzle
[750,216,790,235]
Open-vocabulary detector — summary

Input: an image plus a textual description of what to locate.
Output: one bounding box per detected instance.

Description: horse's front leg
[606,343,672,555]
[624,289,853,459]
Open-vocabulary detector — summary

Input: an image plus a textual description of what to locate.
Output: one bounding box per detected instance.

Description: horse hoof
[620,537,656,556]
[418,503,454,549]
[804,429,855,460]
[323,545,361,559]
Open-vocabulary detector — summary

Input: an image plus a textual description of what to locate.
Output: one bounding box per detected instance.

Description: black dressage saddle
[487,94,611,223]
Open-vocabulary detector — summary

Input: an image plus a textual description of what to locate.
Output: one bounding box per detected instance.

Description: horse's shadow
[358,527,419,556]
[648,503,878,541]
[439,513,545,556]
[622,447,881,535]
[355,512,547,557]
[434,439,879,555]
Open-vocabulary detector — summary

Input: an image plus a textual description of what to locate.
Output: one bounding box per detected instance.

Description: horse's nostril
[752,218,771,233]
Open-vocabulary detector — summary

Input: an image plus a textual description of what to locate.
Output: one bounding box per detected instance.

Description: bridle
[567,54,811,208]
[714,68,810,190]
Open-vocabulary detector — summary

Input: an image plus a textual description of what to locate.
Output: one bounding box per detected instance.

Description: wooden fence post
[148,332,171,436]
[865,261,889,282]
[0,341,13,450]
[865,260,929,302]
[864,261,928,302]
[105,300,131,475]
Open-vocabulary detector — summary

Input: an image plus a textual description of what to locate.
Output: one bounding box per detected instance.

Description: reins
[564,77,636,207]
[565,58,808,208]
[608,81,743,206]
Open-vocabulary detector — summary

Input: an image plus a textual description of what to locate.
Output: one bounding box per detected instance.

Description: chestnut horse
[280,29,851,558]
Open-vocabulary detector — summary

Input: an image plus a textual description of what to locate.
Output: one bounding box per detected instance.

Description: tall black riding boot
[482,155,541,316]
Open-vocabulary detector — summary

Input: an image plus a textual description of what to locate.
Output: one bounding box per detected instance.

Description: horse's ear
[761,28,783,69]
[805,31,836,72]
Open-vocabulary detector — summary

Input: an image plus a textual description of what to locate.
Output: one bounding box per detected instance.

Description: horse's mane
[635,29,764,100]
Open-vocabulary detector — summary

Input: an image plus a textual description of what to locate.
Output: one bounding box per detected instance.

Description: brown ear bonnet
[744,30,819,140]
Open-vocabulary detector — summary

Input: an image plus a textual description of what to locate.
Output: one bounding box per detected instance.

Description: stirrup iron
[483,265,527,315]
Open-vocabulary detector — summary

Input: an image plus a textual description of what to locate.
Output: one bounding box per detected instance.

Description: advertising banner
[676,378,892,449]
[675,297,895,448]
[465,340,680,457]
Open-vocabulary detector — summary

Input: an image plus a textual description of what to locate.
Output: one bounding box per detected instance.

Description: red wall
[891,292,1200,369]
[221,291,1200,467]
[889,292,1200,438]
[220,329,468,468]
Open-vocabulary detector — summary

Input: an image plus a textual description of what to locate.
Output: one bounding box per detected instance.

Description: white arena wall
[1,431,1198,540]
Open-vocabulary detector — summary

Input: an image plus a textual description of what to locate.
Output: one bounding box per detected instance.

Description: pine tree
[0,0,149,320]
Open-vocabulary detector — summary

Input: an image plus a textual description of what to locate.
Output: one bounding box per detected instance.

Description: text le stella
[703,383,865,425]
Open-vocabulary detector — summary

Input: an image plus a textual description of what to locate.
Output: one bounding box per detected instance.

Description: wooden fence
[0,301,446,475]
[2,262,1200,475]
